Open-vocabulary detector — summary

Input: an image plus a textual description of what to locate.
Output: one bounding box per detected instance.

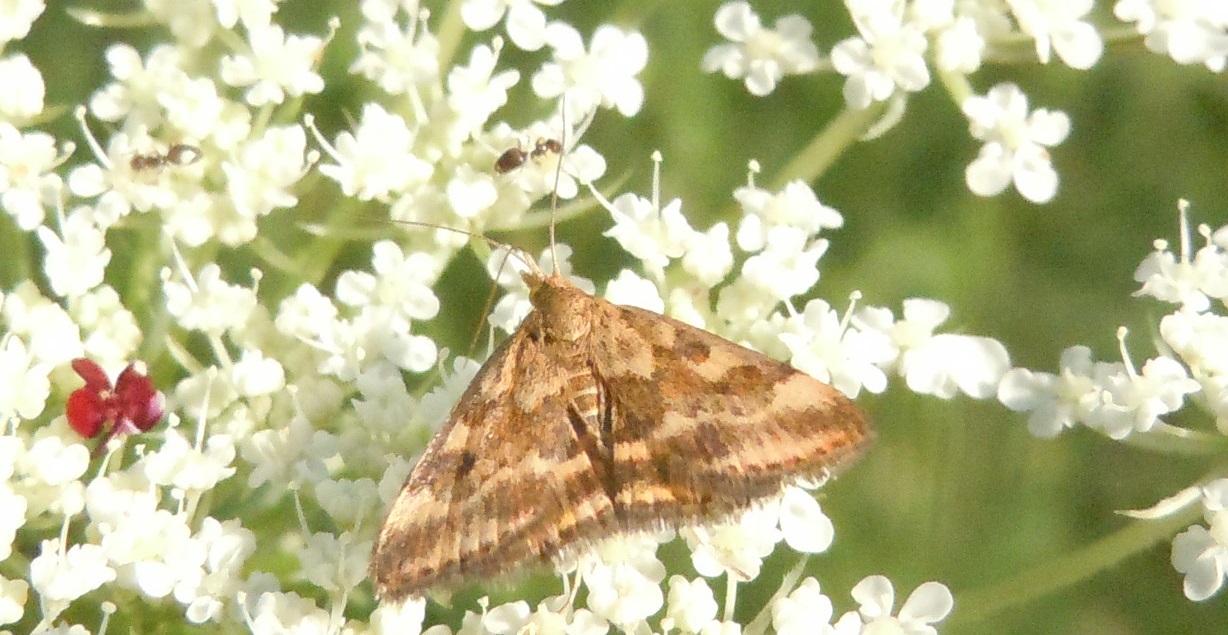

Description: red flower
[66,358,165,447]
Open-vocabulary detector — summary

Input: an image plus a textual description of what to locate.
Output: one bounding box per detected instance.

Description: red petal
[114,362,164,432]
[71,358,113,392]
[66,389,105,438]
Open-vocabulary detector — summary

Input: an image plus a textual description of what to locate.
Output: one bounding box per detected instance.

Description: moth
[369,255,872,602]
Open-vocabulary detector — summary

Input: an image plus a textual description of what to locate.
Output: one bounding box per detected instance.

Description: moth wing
[370,330,618,601]
[592,302,872,528]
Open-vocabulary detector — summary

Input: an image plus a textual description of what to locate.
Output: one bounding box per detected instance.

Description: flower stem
[950,489,1206,625]
[769,103,887,191]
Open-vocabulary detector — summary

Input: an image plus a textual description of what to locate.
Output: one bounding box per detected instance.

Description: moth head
[524,273,592,342]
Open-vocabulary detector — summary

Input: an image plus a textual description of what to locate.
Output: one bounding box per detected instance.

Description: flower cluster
[999,203,1223,441]
[702,0,1226,204]
[992,202,1228,602]
[2,0,1225,633]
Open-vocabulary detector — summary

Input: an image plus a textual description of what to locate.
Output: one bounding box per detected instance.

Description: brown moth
[369,255,872,601]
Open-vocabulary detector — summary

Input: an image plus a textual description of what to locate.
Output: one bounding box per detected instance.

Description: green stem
[433,0,466,75]
[769,103,887,192]
[950,489,1207,625]
[1123,423,1228,455]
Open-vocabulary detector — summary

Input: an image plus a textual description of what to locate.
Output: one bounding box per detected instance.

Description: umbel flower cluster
[0,0,1226,633]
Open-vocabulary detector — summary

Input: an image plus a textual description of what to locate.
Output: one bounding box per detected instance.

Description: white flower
[29,539,117,609]
[178,518,256,623]
[99,506,200,598]
[701,1,820,96]
[1134,205,1228,311]
[830,4,930,109]
[0,53,44,121]
[778,486,835,553]
[963,82,1070,203]
[895,331,1010,399]
[734,181,844,251]
[297,531,370,593]
[1173,523,1228,601]
[219,124,310,245]
[3,281,85,366]
[220,23,325,106]
[485,598,608,635]
[0,123,63,230]
[144,429,238,494]
[1161,309,1228,378]
[1096,354,1200,439]
[664,575,718,634]
[446,43,521,144]
[1114,0,1228,71]
[335,240,442,323]
[858,299,1010,399]
[0,481,28,561]
[850,575,954,633]
[484,600,531,634]
[1007,0,1103,69]
[84,465,158,529]
[604,193,695,280]
[36,210,111,298]
[668,223,731,292]
[241,412,337,492]
[315,478,380,528]
[461,0,564,51]
[997,345,1121,438]
[446,163,499,219]
[316,103,433,201]
[369,596,427,635]
[604,269,665,313]
[926,10,989,74]
[0,0,43,43]
[532,24,648,119]
[163,263,259,337]
[684,506,780,581]
[247,591,333,634]
[352,0,441,95]
[70,285,142,368]
[0,574,28,626]
[740,226,827,302]
[772,577,836,635]
[161,75,252,150]
[1171,480,1228,601]
[778,298,894,398]
[353,365,422,445]
[230,348,286,397]
[0,336,52,421]
[577,534,668,628]
[23,433,90,490]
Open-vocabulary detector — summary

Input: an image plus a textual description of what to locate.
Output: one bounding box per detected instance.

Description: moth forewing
[371,103,869,603]
[370,263,871,602]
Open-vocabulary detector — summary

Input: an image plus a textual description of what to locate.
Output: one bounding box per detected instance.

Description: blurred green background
[13,1,1228,633]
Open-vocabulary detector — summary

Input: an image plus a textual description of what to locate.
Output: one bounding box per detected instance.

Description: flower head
[963,82,1070,203]
[702,1,821,96]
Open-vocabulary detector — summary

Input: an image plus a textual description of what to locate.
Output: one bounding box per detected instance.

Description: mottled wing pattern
[590,300,873,528]
[370,275,872,601]
[370,328,618,600]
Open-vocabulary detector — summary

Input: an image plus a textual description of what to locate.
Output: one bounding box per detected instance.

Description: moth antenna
[380,218,538,273]
[547,94,567,275]
[468,249,515,358]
